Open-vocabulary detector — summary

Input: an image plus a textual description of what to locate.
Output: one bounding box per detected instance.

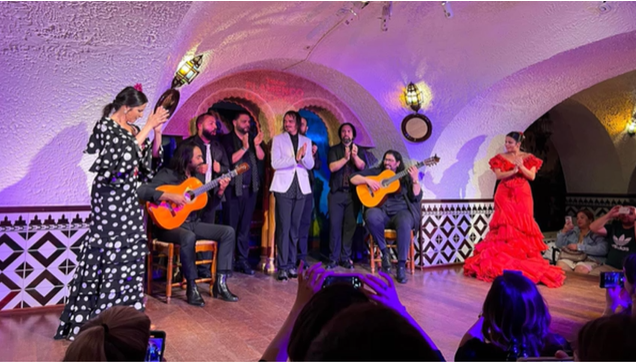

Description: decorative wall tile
[565,195,635,219]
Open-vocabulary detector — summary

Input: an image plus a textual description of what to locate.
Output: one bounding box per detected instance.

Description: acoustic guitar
[147,163,249,230]
[356,155,440,208]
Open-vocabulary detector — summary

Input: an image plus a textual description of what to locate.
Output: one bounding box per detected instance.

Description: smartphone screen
[565,216,572,224]
[145,330,166,362]
[618,206,630,215]
[322,275,363,289]
[599,271,625,289]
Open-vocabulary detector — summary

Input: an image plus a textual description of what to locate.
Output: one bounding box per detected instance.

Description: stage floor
[0,265,604,362]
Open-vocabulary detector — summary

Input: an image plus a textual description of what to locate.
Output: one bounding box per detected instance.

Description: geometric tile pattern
[418,200,494,267]
[0,208,90,311]
[565,194,635,220]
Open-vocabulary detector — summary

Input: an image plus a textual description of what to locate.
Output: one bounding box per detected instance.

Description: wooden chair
[368,229,416,275]
[144,208,219,303]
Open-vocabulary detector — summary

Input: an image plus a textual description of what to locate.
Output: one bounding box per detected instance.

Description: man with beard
[219,110,265,275]
[184,111,229,278]
[327,123,368,269]
[297,116,322,267]
[138,140,238,305]
[350,150,421,283]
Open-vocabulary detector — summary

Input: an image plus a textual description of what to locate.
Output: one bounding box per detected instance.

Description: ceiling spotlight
[380,1,392,32]
[441,1,453,18]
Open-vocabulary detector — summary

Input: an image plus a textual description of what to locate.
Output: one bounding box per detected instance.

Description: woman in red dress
[464,132,565,288]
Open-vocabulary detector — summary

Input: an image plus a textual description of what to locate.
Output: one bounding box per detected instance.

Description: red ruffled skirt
[464,178,565,288]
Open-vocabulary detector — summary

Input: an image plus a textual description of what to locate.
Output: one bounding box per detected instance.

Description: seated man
[138,140,238,306]
[350,150,422,284]
[589,205,636,276]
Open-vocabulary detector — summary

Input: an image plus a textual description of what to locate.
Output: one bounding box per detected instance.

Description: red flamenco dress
[463,154,565,288]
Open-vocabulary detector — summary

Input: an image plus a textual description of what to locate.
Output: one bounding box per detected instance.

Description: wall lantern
[627,115,636,136]
[171,55,203,89]
[401,82,432,143]
[404,82,423,112]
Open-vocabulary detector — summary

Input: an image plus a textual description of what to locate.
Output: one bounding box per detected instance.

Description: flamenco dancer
[54,84,169,340]
[463,132,565,288]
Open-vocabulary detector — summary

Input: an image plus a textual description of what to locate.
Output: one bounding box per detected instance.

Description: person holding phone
[270,111,315,280]
[589,205,636,275]
[602,254,636,316]
[555,209,608,274]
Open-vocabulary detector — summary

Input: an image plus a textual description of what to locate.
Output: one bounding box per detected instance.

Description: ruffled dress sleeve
[137,133,163,183]
[85,118,130,180]
[489,154,510,172]
[523,154,543,171]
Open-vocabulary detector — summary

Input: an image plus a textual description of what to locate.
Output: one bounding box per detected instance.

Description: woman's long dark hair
[102,86,148,119]
[169,140,200,178]
[481,273,552,359]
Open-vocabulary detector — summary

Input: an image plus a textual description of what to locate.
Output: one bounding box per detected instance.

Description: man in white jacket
[270,111,315,280]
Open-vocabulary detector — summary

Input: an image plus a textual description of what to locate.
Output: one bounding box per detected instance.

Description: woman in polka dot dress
[54,85,169,340]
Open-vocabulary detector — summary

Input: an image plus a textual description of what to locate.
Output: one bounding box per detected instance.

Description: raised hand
[360,271,406,313]
[344,146,351,161]
[213,159,221,173]
[514,156,524,167]
[295,261,332,308]
[608,205,622,218]
[312,144,318,156]
[296,143,307,162]
[241,133,250,150]
[254,131,264,146]
[148,107,169,129]
[351,144,358,157]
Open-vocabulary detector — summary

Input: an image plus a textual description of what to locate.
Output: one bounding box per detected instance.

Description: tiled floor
[0,265,605,361]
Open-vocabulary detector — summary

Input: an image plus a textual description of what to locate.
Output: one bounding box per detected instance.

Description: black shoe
[235,260,255,275]
[288,267,298,278]
[396,265,407,284]
[339,260,354,269]
[381,252,392,274]
[186,280,205,307]
[212,273,238,302]
[325,260,338,269]
[277,270,289,281]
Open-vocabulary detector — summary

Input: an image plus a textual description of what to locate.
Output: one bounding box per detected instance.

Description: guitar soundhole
[185,191,195,202]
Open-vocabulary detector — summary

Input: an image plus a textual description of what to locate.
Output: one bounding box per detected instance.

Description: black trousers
[298,192,313,263]
[153,220,235,280]
[275,192,306,270]
[223,188,258,262]
[328,190,360,263]
[196,205,217,276]
[364,208,414,263]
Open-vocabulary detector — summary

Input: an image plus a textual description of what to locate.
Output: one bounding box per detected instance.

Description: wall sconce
[402,82,432,143]
[172,55,203,89]
[405,82,423,112]
[627,115,636,136]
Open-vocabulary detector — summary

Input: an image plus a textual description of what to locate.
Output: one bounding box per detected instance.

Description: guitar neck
[385,161,425,184]
[192,169,239,197]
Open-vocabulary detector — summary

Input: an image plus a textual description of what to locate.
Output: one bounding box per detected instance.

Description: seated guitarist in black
[350,150,422,284]
[138,140,238,306]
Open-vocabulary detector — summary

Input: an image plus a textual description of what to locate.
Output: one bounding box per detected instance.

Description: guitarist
[138,140,238,306]
[350,150,422,284]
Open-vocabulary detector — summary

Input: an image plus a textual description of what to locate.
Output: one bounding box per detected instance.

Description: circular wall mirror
[154,89,181,118]
[401,113,432,143]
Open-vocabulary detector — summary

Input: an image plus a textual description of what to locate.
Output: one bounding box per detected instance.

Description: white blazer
[269,132,315,194]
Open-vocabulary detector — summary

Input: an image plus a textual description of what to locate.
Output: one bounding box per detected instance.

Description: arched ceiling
[2,1,636,206]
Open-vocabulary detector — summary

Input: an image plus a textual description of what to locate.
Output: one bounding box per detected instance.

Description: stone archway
[292,98,348,146]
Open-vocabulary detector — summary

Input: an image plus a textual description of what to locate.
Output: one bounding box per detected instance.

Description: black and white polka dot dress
[54,117,161,340]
